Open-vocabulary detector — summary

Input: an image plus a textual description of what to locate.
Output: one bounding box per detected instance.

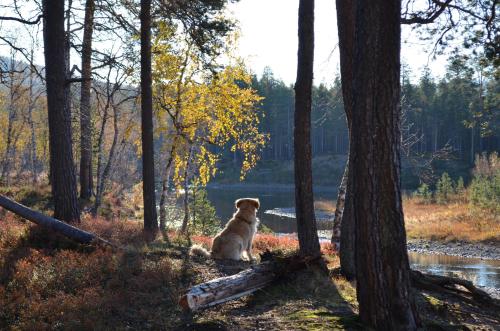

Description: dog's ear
[250,198,260,209]
[235,198,244,209]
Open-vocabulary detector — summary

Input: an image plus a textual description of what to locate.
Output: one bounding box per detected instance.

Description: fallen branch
[0,194,114,247]
[411,269,499,307]
[180,252,323,311]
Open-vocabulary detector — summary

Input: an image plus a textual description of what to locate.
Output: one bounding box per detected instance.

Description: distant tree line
[231,55,499,170]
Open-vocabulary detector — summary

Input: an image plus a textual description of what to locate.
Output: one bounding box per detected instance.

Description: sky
[0,0,449,85]
[228,0,449,85]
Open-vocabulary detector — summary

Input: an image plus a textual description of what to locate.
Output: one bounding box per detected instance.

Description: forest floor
[1,186,499,330]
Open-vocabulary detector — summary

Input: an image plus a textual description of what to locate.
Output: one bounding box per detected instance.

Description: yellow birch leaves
[153,23,267,188]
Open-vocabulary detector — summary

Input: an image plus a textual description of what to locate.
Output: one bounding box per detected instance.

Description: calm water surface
[409,252,500,288]
[206,184,336,231]
[207,185,500,289]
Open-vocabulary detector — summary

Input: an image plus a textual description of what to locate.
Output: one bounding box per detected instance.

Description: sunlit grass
[404,197,499,243]
[313,196,499,244]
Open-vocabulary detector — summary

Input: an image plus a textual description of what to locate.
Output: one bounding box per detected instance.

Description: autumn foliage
[0,212,338,329]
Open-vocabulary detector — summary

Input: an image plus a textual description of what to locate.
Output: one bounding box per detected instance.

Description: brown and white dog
[189,198,260,261]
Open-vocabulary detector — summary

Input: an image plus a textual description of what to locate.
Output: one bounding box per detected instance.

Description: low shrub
[469,153,500,215]
[435,172,454,204]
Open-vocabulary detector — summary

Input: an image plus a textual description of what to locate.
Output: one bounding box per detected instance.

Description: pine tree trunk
[294,0,321,257]
[351,0,419,328]
[79,0,95,200]
[140,0,158,232]
[28,49,38,185]
[334,0,356,279]
[42,0,80,222]
[1,70,15,185]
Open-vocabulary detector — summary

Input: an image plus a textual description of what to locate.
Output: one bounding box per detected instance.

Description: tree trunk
[79,0,95,200]
[42,0,80,222]
[294,0,321,258]
[92,96,111,215]
[334,0,356,279]
[181,146,194,234]
[0,195,105,245]
[180,253,322,312]
[140,0,158,232]
[28,49,38,185]
[93,104,119,215]
[339,171,355,279]
[180,262,277,312]
[331,158,348,250]
[1,69,15,185]
[470,125,475,164]
[351,0,419,329]
[159,141,177,231]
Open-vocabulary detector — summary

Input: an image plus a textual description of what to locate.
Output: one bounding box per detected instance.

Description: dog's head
[235,198,260,211]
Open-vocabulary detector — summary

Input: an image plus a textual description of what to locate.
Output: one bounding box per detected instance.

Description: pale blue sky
[228,0,448,85]
[0,0,449,85]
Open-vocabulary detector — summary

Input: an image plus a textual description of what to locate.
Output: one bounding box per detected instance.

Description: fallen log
[0,194,114,246]
[411,269,499,307]
[180,252,322,311]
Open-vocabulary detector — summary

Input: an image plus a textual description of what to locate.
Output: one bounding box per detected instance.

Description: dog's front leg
[246,239,254,261]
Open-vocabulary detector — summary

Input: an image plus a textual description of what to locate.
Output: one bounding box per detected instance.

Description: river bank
[407,239,500,260]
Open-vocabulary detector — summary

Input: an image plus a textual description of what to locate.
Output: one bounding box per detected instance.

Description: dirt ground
[172,252,500,331]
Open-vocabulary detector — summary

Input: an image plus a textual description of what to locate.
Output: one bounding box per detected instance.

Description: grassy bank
[316,197,499,245]
[404,198,500,243]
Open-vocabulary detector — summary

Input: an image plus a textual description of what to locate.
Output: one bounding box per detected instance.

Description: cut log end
[179,253,325,312]
[179,295,190,311]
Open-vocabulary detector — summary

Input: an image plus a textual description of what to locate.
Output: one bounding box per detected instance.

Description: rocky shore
[407,239,500,260]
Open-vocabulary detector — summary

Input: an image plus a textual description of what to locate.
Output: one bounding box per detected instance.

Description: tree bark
[93,104,119,215]
[330,158,347,250]
[0,195,108,245]
[159,140,177,230]
[140,0,158,232]
[294,0,321,258]
[351,0,419,329]
[42,0,80,222]
[92,96,111,216]
[180,253,322,312]
[180,261,277,312]
[28,49,39,185]
[79,0,95,200]
[181,146,194,234]
[1,62,16,185]
[334,0,356,279]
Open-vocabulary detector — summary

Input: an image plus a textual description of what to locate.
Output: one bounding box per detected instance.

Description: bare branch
[0,14,43,25]
[401,0,453,24]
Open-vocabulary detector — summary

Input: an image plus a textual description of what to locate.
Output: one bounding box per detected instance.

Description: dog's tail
[189,244,211,258]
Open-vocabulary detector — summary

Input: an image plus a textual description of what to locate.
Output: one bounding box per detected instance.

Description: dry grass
[403,197,500,243]
[314,196,499,244]
[314,199,337,213]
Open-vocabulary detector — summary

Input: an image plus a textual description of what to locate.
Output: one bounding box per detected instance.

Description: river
[206,184,500,289]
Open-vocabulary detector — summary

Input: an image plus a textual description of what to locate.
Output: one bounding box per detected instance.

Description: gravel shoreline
[407,239,500,260]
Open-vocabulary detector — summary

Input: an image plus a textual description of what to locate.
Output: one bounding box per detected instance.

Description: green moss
[423,294,449,315]
[287,309,364,330]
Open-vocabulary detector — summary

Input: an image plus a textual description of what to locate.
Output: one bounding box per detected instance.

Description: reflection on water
[206,185,336,230]
[206,185,500,289]
[409,252,500,288]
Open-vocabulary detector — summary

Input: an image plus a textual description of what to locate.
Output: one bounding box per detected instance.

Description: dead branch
[0,195,115,247]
